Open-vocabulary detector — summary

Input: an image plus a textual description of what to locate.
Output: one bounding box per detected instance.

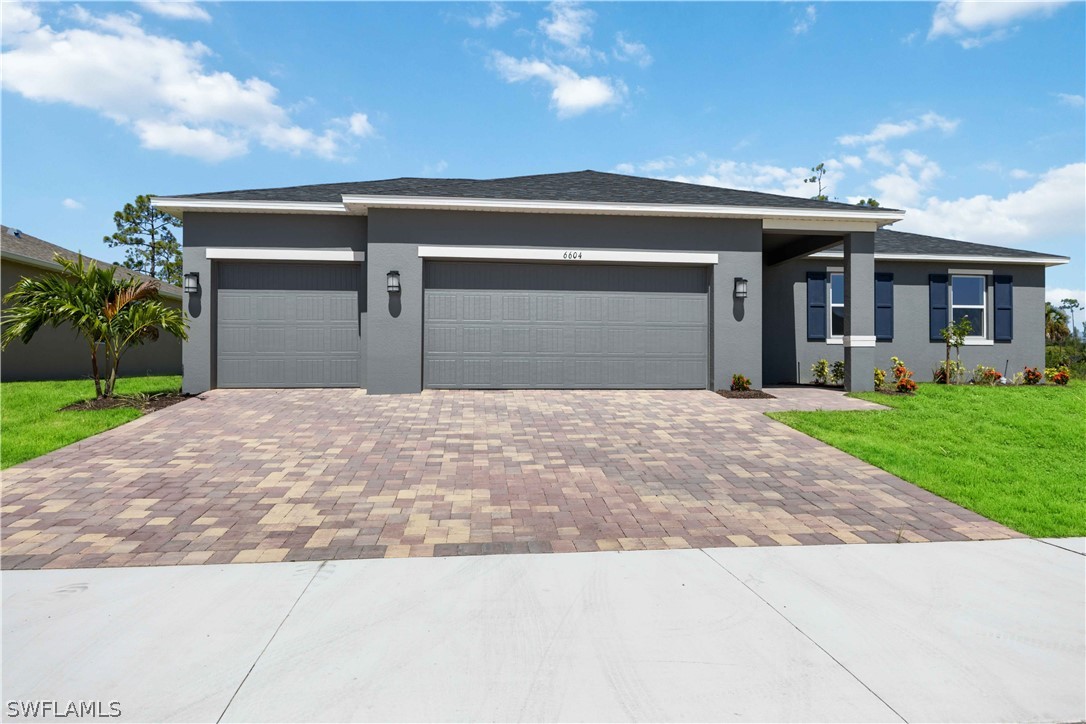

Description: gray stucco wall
[180,213,367,394]
[763,257,1047,384]
[1,259,182,382]
[365,208,763,393]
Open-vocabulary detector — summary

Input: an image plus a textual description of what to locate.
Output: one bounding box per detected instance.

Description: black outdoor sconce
[386,270,401,294]
[734,277,748,299]
[183,272,200,294]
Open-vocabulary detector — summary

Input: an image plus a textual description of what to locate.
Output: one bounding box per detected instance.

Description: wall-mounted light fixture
[386,270,401,294]
[734,277,748,299]
[183,272,200,294]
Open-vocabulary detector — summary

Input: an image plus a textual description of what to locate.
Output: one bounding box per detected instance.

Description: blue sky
[3,1,1084,299]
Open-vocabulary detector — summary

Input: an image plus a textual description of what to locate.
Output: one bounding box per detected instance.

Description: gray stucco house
[153,171,1067,395]
[1,225,183,382]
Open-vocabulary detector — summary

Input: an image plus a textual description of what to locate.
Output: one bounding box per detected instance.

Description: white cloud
[61,198,84,210]
[344,112,376,138]
[539,2,595,59]
[468,2,515,30]
[136,1,211,22]
[896,162,1086,249]
[870,151,943,207]
[423,160,449,175]
[613,33,652,67]
[489,51,625,118]
[838,112,959,146]
[929,0,1070,47]
[793,5,817,35]
[1056,92,1086,108]
[1046,288,1086,306]
[0,3,376,162]
[1009,168,1034,180]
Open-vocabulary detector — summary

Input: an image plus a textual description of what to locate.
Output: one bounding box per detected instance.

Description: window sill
[962,338,994,346]
[826,338,843,345]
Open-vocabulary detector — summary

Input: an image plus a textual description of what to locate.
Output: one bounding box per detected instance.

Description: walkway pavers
[1,388,1016,569]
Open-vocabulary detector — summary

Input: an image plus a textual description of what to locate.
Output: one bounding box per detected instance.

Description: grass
[769,382,1086,538]
[1,375,182,469]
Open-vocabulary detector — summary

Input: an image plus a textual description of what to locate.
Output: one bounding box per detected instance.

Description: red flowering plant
[730,373,752,392]
[889,356,917,393]
[1045,366,1071,386]
[896,376,918,393]
[972,365,1003,385]
[1022,366,1043,385]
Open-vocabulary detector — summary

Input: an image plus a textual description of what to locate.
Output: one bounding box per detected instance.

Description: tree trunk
[945,342,951,385]
[104,359,119,398]
[89,341,104,399]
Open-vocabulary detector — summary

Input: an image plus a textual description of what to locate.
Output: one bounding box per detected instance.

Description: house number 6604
[562,251,584,260]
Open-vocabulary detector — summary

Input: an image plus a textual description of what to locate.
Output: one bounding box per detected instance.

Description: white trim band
[417,246,719,265]
[844,335,877,348]
[962,338,995,346]
[206,248,365,262]
[152,198,348,216]
[809,250,1068,267]
[344,194,904,225]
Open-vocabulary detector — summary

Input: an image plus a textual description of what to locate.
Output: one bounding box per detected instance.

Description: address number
[562,250,584,260]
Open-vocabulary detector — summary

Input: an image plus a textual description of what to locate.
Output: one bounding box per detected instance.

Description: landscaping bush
[897,377,918,393]
[972,365,1003,385]
[830,361,845,385]
[889,356,917,393]
[1045,366,1071,386]
[873,367,886,390]
[1046,340,1086,379]
[1023,366,1043,385]
[811,358,830,385]
[730,373,752,392]
[933,359,966,385]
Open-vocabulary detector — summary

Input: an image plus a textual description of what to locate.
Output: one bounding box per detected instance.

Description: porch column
[843,231,876,392]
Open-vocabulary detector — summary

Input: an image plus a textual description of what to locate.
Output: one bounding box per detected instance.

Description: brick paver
[0,388,1016,569]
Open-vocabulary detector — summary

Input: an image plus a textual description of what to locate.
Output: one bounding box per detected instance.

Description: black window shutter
[807,271,827,341]
[874,272,894,341]
[994,275,1013,341]
[929,274,949,341]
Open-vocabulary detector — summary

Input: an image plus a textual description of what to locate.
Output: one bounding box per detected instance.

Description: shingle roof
[170,169,900,213]
[833,229,1067,261]
[1,225,183,298]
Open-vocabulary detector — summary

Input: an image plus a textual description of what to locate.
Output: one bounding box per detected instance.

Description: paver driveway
[1,389,1016,569]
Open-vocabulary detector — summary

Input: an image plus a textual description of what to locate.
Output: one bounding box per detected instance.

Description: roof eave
[809,250,1069,267]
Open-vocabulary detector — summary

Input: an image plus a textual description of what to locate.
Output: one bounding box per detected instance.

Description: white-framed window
[829,272,845,338]
[951,274,986,338]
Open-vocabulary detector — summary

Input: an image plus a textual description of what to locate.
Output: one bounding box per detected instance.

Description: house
[152,171,1068,395]
[0,225,183,382]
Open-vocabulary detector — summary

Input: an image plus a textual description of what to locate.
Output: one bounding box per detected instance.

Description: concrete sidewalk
[3,539,1083,723]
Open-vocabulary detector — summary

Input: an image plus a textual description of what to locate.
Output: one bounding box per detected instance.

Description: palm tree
[1,254,188,398]
[1045,302,1070,345]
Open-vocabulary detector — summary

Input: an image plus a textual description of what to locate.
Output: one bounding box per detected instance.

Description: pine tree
[104,194,183,286]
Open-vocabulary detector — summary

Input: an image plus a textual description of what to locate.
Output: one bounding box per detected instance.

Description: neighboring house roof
[166,170,901,213]
[0,225,183,299]
[811,229,1068,265]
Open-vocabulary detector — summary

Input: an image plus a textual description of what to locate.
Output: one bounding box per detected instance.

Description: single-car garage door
[424,262,709,389]
[217,262,362,388]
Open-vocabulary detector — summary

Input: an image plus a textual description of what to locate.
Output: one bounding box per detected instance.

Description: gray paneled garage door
[424,262,709,389]
[217,262,361,388]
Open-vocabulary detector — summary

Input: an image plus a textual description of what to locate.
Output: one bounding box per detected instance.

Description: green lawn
[1,375,182,469]
[769,382,1086,538]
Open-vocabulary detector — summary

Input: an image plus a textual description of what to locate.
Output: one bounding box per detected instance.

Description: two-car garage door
[423,262,709,389]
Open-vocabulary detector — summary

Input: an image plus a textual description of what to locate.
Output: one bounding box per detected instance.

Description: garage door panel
[217,262,361,388]
[424,262,708,389]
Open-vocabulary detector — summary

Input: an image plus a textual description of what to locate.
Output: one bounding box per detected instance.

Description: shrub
[896,376,918,393]
[1045,366,1071,386]
[972,365,1003,385]
[730,373,752,392]
[830,360,845,385]
[873,367,886,390]
[888,356,917,393]
[890,356,910,384]
[811,358,830,385]
[1022,366,1043,385]
[933,359,966,385]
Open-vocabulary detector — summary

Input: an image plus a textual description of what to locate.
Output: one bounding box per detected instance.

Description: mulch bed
[715,389,776,399]
[61,393,193,413]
